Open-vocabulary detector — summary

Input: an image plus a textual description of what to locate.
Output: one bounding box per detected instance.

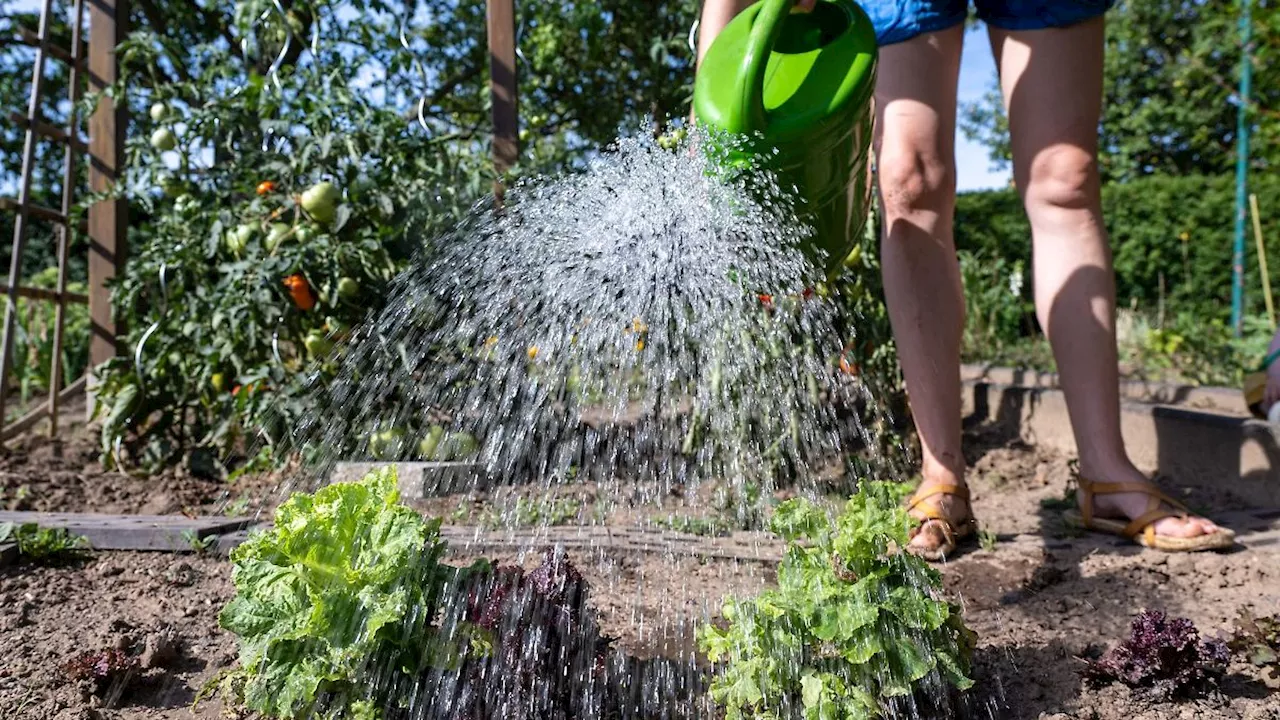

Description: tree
[960,0,1280,183]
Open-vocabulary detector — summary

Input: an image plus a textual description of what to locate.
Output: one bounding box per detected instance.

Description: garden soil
[2,420,1278,719]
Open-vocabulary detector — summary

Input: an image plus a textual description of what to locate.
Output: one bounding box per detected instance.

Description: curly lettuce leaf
[219,465,449,719]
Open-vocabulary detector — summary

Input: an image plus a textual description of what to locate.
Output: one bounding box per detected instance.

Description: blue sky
[955,24,1010,191]
[10,0,1008,191]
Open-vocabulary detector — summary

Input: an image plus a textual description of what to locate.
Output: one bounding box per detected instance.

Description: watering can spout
[693,0,878,279]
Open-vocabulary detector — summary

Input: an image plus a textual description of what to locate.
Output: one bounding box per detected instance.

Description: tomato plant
[92,3,492,473]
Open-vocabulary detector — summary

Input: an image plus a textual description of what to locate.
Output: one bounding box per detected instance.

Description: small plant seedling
[978,529,999,552]
[1039,491,1076,512]
[483,496,582,530]
[984,472,1009,489]
[181,529,217,554]
[1228,608,1280,680]
[0,522,90,562]
[224,496,251,517]
[653,514,732,537]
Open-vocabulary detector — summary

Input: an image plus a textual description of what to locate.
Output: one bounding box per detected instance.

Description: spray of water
[258,127,958,719]
[289,127,875,508]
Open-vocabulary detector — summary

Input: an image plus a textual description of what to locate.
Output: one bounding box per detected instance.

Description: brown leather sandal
[1062,475,1236,552]
[905,483,977,562]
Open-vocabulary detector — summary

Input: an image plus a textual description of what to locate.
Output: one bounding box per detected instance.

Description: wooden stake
[487,0,518,205]
[87,0,129,411]
[1251,193,1273,328]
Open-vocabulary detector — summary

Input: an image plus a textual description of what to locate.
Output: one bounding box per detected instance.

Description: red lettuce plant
[1084,609,1229,699]
[446,548,617,720]
[63,648,139,693]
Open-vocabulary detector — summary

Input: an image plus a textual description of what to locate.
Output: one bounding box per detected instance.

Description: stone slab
[0,512,255,552]
[329,461,488,497]
[962,381,1280,507]
[961,364,1248,417]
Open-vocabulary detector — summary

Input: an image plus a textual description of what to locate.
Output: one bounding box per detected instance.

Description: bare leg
[991,17,1221,538]
[873,26,971,553]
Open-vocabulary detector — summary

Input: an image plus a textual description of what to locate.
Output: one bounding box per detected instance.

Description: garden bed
[2,420,1279,719]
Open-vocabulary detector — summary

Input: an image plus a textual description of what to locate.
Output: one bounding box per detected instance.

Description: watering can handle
[735,0,800,133]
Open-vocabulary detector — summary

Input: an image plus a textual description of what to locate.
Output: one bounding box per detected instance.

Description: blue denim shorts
[860,0,1116,46]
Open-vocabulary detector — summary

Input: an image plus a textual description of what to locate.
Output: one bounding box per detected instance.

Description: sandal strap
[907,483,969,512]
[1122,506,1182,540]
[1077,475,1189,532]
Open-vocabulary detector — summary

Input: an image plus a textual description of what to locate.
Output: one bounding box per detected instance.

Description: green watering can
[692,0,878,279]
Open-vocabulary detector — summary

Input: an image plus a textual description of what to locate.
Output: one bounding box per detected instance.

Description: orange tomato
[232,381,269,396]
[256,180,276,196]
[839,356,860,376]
[283,273,317,311]
[758,294,774,309]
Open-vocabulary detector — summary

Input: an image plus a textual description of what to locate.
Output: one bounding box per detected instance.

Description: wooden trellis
[1,0,126,442]
[3,0,510,442]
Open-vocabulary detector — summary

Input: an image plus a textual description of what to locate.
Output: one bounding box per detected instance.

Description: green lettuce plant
[699,481,976,720]
[217,466,474,719]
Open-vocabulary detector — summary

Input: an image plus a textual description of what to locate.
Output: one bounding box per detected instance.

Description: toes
[908,521,947,551]
[1153,515,1224,538]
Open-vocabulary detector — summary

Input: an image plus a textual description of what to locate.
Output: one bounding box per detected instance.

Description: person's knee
[1022,144,1099,213]
[876,146,954,218]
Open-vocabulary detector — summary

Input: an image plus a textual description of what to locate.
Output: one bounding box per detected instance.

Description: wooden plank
[1,374,86,442]
[8,112,88,153]
[486,0,518,202]
[0,512,255,552]
[214,505,1280,561]
[3,284,90,305]
[87,0,128,392]
[0,197,68,225]
[17,26,86,69]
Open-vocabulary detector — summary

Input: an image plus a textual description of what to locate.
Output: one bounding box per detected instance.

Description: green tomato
[265,222,291,251]
[149,102,169,122]
[417,425,445,460]
[300,181,340,224]
[150,127,177,151]
[325,316,350,336]
[159,175,185,198]
[224,223,254,254]
[295,224,319,244]
[210,372,226,392]
[337,276,360,299]
[439,431,479,460]
[303,329,333,359]
[370,427,406,459]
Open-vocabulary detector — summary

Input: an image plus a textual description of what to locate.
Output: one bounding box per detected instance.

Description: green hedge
[954,173,1280,321]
